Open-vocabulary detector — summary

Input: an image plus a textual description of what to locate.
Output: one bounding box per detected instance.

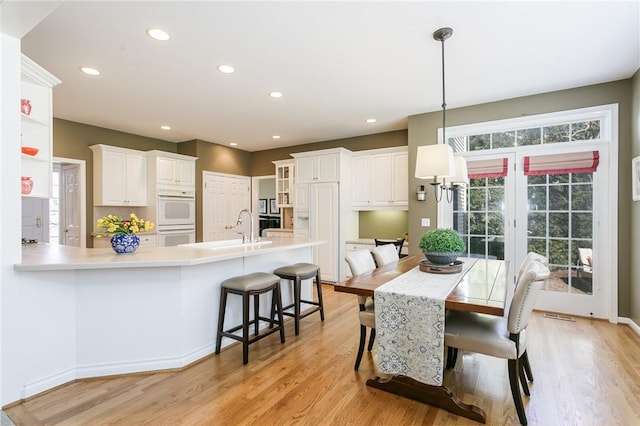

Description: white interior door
[202,172,251,241]
[62,164,81,247]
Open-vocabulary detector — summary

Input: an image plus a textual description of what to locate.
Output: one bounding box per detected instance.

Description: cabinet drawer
[345,243,373,252]
[138,234,157,247]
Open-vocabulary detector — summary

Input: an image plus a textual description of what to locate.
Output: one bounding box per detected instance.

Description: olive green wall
[250,130,407,176]
[53,118,178,247]
[631,70,640,325]
[358,211,408,240]
[179,139,252,241]
[408,79,633,317]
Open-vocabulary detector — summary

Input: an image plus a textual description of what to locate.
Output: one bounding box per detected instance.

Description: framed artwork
[633,156,640,202]
[269,198,280,215]
[258,198,268,214]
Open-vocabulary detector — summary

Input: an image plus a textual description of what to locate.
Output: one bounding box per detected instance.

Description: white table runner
[374,258,477,386]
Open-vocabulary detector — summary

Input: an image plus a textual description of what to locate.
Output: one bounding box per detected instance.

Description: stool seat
[222,272,280,291]
[272,263,324,336]
[273,263,319,279]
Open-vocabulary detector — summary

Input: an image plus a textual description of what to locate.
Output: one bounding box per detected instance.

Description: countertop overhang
[15,237,325,271]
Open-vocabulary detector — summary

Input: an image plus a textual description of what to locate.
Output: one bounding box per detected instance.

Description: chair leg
[293,277,301,336]
[315,270,325,321]
[275,284,286,344]
[215,288,227,354]
[253,294,260,335]
[242,293,250,365]
[522,350,534,381]
[354,325,367,370]
[518,357,530,396]
[508,359,528,425]
[367,328,376,352]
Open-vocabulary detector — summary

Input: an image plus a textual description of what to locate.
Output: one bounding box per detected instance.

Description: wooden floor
[5,285,640,425]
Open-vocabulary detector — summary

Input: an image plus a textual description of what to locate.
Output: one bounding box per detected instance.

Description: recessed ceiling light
[366,118,377,123]
[229,142,238,146]
[160,125,171,130]
[217,65,235,74]
[146,28,170,41]
[272,135,281,139]
[269,91,283,98]
[79,66,100,76]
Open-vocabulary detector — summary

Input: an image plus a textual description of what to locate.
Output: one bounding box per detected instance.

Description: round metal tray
[419,259,463,274]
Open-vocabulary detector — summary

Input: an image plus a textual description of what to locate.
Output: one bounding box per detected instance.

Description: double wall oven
[156,189,196,246]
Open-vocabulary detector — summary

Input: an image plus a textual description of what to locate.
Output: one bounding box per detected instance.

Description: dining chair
[374,238,405,257]
[517,251,549,284]
[444,260,550,426]
[371,243,399,267]
[345,249,377,370]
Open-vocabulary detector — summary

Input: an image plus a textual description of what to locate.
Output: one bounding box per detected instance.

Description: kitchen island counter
[16,236,323,271]
[6,237,324,404]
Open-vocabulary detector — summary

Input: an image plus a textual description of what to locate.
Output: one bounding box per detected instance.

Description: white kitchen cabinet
[292,148,358,282]
[147,151,196,189]
[20,55,61,199]
[351,147,408,210]
[294,151,340,183]
[90,144,147,206]
[273,159,294,207]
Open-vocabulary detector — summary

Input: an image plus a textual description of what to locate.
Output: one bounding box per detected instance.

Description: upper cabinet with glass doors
[273,160,294,207]
[20,55,61,199]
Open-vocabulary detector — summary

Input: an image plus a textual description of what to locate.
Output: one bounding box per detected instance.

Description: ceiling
[20,1,640,152]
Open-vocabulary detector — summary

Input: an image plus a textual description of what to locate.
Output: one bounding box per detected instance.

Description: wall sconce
[416,185,426,201]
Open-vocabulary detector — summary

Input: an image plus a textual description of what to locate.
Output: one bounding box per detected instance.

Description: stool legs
[274,271,324,336]
[315,269,325,321]
[215,287,228,355]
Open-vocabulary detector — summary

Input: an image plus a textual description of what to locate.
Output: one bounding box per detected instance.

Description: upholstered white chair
[444,260,550,425]
[345,249,377,370]
[517,251,549,284]
[371,243,399,267]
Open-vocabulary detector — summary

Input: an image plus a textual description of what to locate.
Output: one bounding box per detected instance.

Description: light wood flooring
[5,285,640,425]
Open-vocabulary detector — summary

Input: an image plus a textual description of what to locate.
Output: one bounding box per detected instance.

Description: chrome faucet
[235,209,255,244]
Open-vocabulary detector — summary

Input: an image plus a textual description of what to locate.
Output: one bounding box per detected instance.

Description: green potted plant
[418,228,465,265]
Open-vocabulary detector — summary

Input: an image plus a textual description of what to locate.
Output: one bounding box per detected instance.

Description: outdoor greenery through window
[450,120,600,152]
[527,172,593,294]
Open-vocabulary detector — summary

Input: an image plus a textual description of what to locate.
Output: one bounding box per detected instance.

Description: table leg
[366,376,486,424]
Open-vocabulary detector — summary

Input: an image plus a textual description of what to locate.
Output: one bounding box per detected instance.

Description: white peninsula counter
[7,237,323,403]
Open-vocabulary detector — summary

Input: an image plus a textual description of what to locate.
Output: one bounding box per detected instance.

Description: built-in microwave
[157,190,195,227]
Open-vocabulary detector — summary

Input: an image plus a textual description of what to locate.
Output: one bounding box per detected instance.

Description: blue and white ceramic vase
[110,233,140,254]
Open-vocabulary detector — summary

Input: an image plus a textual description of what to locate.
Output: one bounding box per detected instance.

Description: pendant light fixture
[415,26,468,202]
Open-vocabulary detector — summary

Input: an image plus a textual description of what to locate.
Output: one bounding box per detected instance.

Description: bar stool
[215,272,285,365]
[272,263,324,335]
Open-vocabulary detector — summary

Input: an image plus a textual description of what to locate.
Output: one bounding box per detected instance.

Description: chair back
[516,251,549,284]
[374,238,404,256]
[508,260,550,334]
[345,249,376,276]
[372,243,399,267]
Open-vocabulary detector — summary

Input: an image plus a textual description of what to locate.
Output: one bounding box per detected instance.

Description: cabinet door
[156,156,176,186]
[126,153,147,205]
[310,182,338,282]
[176,159,195,187]
[392,152,409,205]
[294,184,309,210]
[370,154,393,205]
[352,156,371,207]
[100,150,127,204]
[316,154,340,182]
[295,157,316,183]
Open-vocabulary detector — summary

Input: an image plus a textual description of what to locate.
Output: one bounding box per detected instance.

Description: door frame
[52,157,87,248]
[437,104,618,322]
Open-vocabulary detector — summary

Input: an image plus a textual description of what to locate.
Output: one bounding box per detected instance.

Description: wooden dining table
[334,255,509,424]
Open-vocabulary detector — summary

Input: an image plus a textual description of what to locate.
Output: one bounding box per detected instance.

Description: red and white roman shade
[467,158,509,179]
[524,150,599,176]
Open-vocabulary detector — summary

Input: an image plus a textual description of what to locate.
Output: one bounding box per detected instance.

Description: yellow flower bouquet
[96,213,154,236]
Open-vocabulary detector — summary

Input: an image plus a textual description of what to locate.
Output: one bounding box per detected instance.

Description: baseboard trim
[22,368,76,401]
[618,317,640,337]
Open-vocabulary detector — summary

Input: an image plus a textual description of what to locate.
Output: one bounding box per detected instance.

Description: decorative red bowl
[21,147,39,156]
